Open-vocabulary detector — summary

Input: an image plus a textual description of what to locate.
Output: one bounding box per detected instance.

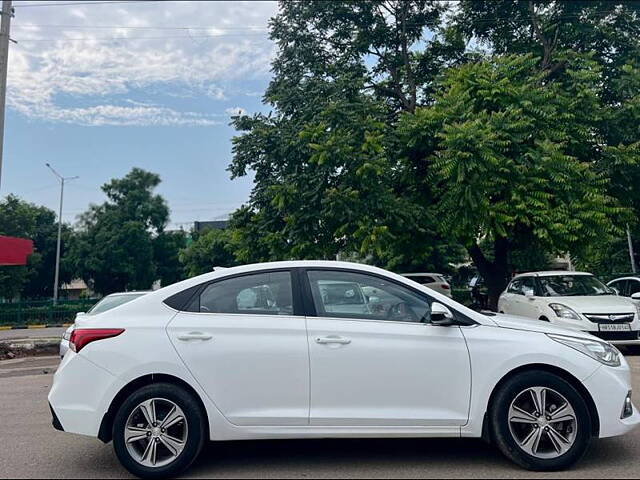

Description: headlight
[549,303,582,320]
[548,334,621,367]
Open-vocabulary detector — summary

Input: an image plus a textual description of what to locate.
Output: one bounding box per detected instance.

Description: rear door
[167,269,310,426]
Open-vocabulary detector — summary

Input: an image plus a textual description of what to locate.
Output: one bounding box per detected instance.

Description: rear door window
[189,271,294,315]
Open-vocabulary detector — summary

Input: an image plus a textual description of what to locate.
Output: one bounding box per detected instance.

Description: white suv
[498,271,640,345]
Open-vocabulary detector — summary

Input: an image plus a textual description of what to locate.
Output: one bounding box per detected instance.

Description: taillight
[69,329,124,353]
[441,284,450,290]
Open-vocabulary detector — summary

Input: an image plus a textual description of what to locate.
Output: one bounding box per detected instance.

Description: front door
[167,270,309,426]
[304,269,471,427]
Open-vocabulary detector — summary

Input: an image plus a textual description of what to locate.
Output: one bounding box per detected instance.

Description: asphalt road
[0,327,65,341]
[0,355,639,479]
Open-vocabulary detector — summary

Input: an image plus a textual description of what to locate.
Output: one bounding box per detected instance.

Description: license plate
[599,323,632,332]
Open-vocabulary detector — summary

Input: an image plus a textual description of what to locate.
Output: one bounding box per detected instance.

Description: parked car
[498,271,640,345]
[607,276,640,304]
[402,272,452,298]
[59,291,149,358]
[49,261,639,478]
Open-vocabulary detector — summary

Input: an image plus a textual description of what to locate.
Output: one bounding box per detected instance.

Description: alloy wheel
[124,397,188,468]
[508,386,578,459]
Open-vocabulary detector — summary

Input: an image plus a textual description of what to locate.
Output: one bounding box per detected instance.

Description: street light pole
[46,163,78,304]
[0,0,12,192]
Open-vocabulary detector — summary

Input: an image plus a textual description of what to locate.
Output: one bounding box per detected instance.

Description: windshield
[538,275,613,297]
[87,293,146,315]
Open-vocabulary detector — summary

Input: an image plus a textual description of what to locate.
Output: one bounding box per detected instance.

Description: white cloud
[225,106,247,116]
[8,1,278,126]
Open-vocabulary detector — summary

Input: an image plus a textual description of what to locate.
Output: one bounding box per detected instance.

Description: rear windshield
[87,293,146,315]
[409,276,436,284]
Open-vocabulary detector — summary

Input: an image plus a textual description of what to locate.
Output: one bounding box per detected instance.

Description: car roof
[512,271,593,279]
[607,276,640,283]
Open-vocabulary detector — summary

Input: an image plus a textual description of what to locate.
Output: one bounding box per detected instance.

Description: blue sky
[2,0,278,228]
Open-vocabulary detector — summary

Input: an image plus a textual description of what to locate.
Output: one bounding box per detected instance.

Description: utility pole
[46,163,78,305]
[0,0,12,191]
[627,224,637,274]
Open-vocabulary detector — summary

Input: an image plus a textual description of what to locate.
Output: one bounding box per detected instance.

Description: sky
[2,0,279,229]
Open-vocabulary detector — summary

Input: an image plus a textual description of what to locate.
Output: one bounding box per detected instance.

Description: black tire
[112,383,206,479]
[490,370,592,471]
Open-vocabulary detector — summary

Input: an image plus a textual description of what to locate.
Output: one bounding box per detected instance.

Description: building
[193,220,228,233]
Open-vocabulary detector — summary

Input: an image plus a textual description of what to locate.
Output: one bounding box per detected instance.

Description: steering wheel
[386,302,419,322]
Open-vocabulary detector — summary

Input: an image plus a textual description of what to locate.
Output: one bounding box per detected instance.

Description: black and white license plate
[599,323,632,332]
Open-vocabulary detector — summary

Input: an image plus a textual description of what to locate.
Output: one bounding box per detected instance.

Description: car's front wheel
[112,383,206,478]
[490,370,592,471]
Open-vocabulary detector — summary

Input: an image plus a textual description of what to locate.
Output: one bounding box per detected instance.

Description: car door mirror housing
[430,302,455,326]
[523,289,535,297]
[632,292,640,300]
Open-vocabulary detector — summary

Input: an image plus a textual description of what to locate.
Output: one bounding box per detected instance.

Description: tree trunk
[467,238,510,311]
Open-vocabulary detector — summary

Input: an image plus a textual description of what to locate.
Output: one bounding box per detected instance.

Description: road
[0,327,65,341]
[0,355,639,479]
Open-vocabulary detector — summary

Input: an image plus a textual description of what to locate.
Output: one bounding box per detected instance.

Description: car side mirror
[430,302,455,326]
[76,312,86,317]
[632,292,640,300]
[523,289,535,298]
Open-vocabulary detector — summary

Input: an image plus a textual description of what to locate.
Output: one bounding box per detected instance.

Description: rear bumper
[48,352,118,437]
[50,403,64,432]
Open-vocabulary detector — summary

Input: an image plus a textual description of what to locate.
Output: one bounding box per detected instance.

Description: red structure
[0,236,34,266]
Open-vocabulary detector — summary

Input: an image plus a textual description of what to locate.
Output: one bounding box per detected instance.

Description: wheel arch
[482,363,600,442]
[98,373,210,443]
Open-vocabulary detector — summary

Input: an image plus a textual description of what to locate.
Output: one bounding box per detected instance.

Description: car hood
[542,295,635,313]
[491,313,596,339]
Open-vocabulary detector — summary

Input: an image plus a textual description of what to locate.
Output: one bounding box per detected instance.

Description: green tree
[0,195,73,300]
[68,168,170,295]
[399,54,624,308]
[154,230,188,287]
[179,228,239,277]
[229,1,467,270]
[455,0,640,272]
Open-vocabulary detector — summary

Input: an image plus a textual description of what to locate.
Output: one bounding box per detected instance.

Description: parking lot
[0,353,638,479]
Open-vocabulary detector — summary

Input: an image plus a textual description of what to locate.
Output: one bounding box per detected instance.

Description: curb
[0,324,72,330]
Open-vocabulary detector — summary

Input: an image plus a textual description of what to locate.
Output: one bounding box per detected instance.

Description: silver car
[59,291,149,357]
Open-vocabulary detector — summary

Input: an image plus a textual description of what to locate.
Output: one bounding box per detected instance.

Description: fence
[0,298,100,327]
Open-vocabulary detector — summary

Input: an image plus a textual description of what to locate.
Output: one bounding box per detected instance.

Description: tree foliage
[229,0,640,308]
[0,195,73,300]
[400,54,624,306]
[68,168,170,295]
[179,228,239,277]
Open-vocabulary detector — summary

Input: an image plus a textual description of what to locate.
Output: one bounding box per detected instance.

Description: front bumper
[583,365,640,438]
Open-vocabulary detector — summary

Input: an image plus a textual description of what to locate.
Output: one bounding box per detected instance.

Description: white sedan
[49,261,639,478]
[498,271,640,346]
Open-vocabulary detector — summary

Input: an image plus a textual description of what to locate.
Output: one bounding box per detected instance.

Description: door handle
[177,332,212,341]
[315,336,351,345]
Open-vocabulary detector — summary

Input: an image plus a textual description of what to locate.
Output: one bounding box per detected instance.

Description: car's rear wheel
[490,371,592,471]
[112,383,206,478]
